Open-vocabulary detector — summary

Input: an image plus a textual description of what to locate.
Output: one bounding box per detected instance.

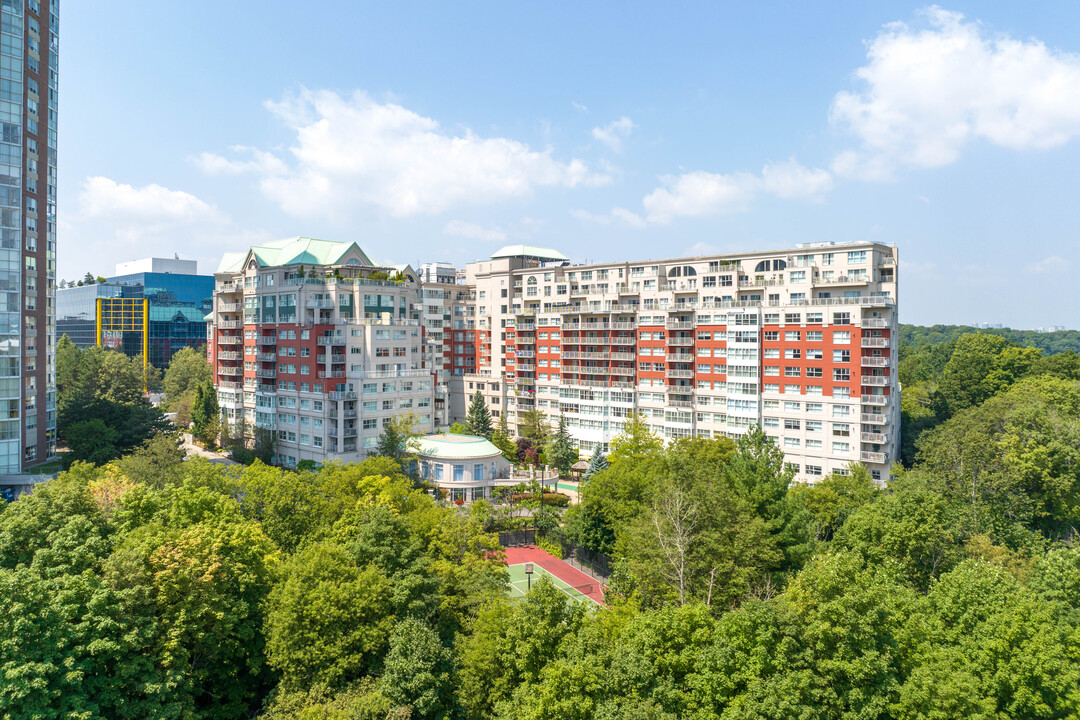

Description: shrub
[538,537,563,559]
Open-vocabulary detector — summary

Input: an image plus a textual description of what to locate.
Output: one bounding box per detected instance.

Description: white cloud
[190,146,287,176]
[61,177,269,281]
[572,101,589,113]
[759,159,834,200]
[1026,255,1070,274]
[79,176,219,222]
[442,220,507,242]
[591,116,635,152]
[831,6,1080,179]
[198,89,610,220]
[571,206,646,228]
[635,159,832,223]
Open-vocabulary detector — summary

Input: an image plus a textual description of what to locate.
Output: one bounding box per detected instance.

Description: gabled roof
[490,244,569,261]
[216,237,374,273]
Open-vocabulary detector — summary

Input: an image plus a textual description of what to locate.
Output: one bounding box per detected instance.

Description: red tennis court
[504,544,606,605]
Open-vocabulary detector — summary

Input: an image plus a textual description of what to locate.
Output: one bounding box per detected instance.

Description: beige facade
[451,242,899,483]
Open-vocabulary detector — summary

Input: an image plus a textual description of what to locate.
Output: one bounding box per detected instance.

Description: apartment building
[0,0,59,471]
[454,242,899,482]
[210,238,435,467]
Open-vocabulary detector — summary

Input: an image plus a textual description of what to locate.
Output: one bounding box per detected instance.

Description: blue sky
[60,1,1080,328]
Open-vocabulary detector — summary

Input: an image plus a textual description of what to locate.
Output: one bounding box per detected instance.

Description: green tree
[64,418,120,466]
[191,380,221,447]
[465,390,493,439]
[934,333,1012,415]
[380,618,456,720]
[491,412,518,463]
[519,408,549,445]
[544,415,577,478]
[163,345,211,406]
[582,450,608,482]
[376,411,423,470]
[265,541,394,692]
[608,411,663,466]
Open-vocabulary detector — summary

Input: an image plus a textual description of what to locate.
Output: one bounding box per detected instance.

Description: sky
[58,1,1080,328]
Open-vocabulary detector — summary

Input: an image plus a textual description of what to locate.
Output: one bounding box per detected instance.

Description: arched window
[683,266,697,276]
[527,276,537,285]
[755,261,767,272]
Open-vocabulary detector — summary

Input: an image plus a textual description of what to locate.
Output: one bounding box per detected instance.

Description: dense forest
[1,326,1076,718]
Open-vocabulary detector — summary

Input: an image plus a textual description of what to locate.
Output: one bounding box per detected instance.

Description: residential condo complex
[210,238,899,482]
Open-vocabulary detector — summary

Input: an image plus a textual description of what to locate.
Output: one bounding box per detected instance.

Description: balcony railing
[258,352,277,362]
[305,299,334,309]
[860,451,888,464]
[218,367,242,376]
[861,395,890,407]
[666,353,694,362]
[218,302,241,312]
[611,366,635,376]
[563,351,609,359]
[217,336,241,345]
[259,336,277,345]
[317,336,345,346]
[217,320,243,329]
[217,351,241,360]
[318,370,346,379]
[861,376,889,386]
[861,357,889,367]
[611,352,636,361]
[861,432,888,443]
[610,337,636,345]
[861,413,886,424]
[666,321,695,330]
[218,380,242,390]
[861,337,890,348]
[861,318,890,328]
[256,369,276,378]
[667,337,694,346]
[666,369,694,379]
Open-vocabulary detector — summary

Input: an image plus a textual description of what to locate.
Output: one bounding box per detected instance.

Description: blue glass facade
[57,271,214,369]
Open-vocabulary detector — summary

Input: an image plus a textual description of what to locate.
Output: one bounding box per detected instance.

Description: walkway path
[180,434,239,466]
[504,544,606,605]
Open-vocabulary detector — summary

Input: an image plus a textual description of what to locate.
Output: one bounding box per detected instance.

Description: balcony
[861,318,890,328]
[515,336,536,344]
[668,399,694,408]
[610,337,636,346]
[218,380,242,390]
[861,432,888,443]
[514,350,535,358]
[516,363,535,371]
[666,321,694,330]
[218,302,241,312]
[317,336,344,346]
[217,336,241,345]
[611,322,636,330]
[861,395,890,407]
[217,320,243,329]
[216,282,240,293]
[861,413,886,424]
[861,337,890,348]
[318,370,346,379]
[256,369,276,379]
[258,352,277,362]
[328,391,358,400]
[343,410,358,419]
[563,351,609,360]
[217,351,241,360]
[611,351,636,361]
[667,337,694,346]
[611,366,635,376]
[666,353,694,362]
[861,376,889,386]
[738,277,783,288]
[861,357,890,367]
[565,366,609,375]
[814,274,869,286]
[516,322,535,331]
[305,298,334,309]
[860,451,888,464]
[218,367,242,376]
[666,369,694,379]
[259,336,277,345]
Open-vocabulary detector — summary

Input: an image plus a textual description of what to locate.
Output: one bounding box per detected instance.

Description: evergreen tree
[191,380,220,447]
[491,412,517,463]
[545,414,577,478]
[583,450,609,482]
[464,390,493,438]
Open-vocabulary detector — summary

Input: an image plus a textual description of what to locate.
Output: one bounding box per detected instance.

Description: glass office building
[0,0,58,471]
[57,269,214,369]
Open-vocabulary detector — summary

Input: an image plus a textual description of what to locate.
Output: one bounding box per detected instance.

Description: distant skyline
[60,2,1080,328]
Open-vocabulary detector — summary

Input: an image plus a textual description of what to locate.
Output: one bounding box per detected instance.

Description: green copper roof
[490,244,569,261]
[418,434,503,459]
[216,237,374,273]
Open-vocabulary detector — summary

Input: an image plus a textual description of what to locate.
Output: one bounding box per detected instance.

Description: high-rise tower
[0,0,58,470]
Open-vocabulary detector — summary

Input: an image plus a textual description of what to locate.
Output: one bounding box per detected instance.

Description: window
[806,465,823,476]
[833,368,851,382]
[784,437,800,448]
[832,312,851,325]
[785,331,801,341]
[764,331,779,341]
[785,366,801,377]
[832,442,850,454]
[784,349,801,359]
[832,423,850,437]
[833,331,850,345]
[807,331,823,341]
[784,419,801,430]
[806,367,823,378]
[833,349,850,363]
